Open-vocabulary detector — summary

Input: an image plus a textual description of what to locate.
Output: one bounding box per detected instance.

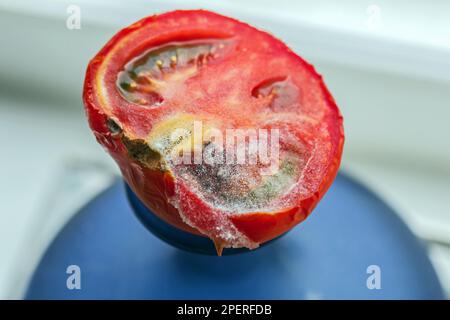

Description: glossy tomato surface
[83,10,344,254]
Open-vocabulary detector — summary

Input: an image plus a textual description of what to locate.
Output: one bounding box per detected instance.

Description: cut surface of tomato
[83,10,344,254]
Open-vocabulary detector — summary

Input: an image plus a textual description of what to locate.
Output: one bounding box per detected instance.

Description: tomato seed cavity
[252,77,300,111]
[116,41,229,107]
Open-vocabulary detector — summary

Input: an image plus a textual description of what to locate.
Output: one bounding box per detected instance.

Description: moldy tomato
[83,10,344,255]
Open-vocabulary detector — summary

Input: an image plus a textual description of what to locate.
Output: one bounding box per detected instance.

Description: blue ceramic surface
[25,173,444,299]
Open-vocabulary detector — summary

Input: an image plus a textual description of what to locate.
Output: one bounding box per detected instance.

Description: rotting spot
[106,118,122,136]
[122,136,162,167]
[173,154,301,213]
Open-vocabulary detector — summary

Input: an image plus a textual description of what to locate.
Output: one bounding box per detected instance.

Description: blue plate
[25,173,444,299]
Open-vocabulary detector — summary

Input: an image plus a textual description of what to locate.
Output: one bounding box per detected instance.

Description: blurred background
[0,0,449,298]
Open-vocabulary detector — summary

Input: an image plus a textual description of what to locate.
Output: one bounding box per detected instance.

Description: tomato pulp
[83,10,344,255]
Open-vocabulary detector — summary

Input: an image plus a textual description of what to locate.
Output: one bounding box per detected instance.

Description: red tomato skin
[83,10,344,249]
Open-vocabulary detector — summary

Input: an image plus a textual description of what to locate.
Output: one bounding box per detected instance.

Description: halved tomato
[83,10,344,255]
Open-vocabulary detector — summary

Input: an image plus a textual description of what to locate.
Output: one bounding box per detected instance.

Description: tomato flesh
[83,10,344,254]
